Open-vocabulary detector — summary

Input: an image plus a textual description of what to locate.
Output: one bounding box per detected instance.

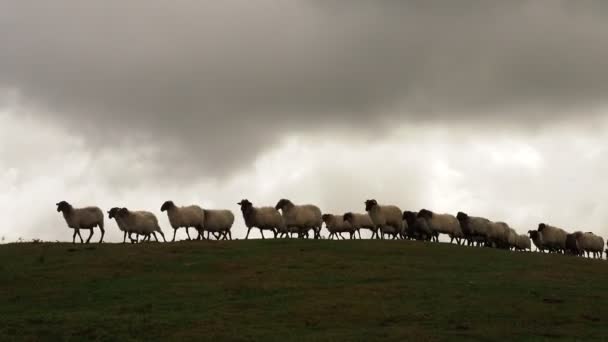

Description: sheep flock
[56,199,607,260]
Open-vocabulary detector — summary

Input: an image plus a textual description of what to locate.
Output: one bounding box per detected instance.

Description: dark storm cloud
[2,1,608,176]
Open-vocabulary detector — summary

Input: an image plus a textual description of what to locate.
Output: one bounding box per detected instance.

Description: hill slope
[1,240,607,341]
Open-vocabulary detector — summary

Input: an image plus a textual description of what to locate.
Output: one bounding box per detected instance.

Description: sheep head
[161,201,175,212]
[456,212,469,222]
[417,209,434,220]
[364,199,378,212]
[528,230,539,239]
[56,201,72,213]
[237,199,253,211]
[321,214,332,223]
[275,199,293,211]
[108,207,120,219]
[537,223,547,232]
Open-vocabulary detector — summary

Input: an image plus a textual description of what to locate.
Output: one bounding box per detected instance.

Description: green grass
[1,240,607,341]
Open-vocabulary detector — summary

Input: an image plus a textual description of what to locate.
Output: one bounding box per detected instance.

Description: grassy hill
[1,240,607,341]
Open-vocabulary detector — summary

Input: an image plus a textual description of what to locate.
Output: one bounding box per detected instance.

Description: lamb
[115,208,166,242]
[56,201,105,244]
[364,200,403,240]
[343,212,376,239]
[238,199,284,239]
[322,214,356,239]
[201,209,235,240]
[514,234,531,251]
[417,209,463,244]
[160,201,205,242]
[536,223,568,253]
[456,212,491,247]
[402,211,435,241]
[275,199,323,239]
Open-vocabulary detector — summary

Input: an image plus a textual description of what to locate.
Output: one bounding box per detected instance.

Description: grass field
[1,240,607,341]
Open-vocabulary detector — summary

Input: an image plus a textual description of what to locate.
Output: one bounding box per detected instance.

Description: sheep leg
[171,229,177,242]
[245,228,251,240]
[152,232,159,242]
[72,230,78,244]
[123,231,127,243]
[76,230,84,243]
[228,231,232,240]
[260,230,265,239]
[185,227,192,240]
[85,229,93,243]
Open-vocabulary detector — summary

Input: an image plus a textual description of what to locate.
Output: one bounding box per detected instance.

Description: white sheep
[364,199,403,240]
[456,212,491,247]
[56,201,105,244]
[537,223,568,253]
[238,199,284,239]
[343,212,376,239]
[322,214,356,240]
[417,209,463,244]
[116,208,166,242]
[160,201,205,242]
[486,221,511,249]
[201,209,235,240]
[275,199,323,239]
[572,232,604,259]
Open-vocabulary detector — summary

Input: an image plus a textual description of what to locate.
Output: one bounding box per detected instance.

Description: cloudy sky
[2,1,608,242]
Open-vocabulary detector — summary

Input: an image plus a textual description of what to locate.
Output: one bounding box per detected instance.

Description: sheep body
[322,214,356,239]
[515,234,531,251]
[202,209,235,240]
[343,212,375,239]
[275,199,322,239]
[238,199,285,239]
[365,200,403,239]
[116,208,166,242]
[402,211,434,241]
[161,201,205,241]
[576,232,604,258]
[417,209,463,244]
[457,212,491,246]
[56,201,105,243]
[537,223,568,253]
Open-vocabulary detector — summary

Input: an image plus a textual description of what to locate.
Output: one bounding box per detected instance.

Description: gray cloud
[2,1,608,177]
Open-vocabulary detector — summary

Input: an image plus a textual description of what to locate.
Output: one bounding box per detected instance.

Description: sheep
[115,208,166,242]
[456,212,491,247]
[201,209,235,240]
[574,232,604,259]
[537,223,568,253]
[565,232,583,256]
[238,199,284,239]
[515,234,531,251]
[364,200,403,240]
[322,214,356,240]
[486,221,511,249]
[505,228,518,250]
[343,212,376,239]
[528,230,545,253]
[108,207,134,243]
[160,201,205,242]
[402,211,435,241]
[275,199,323,239]
[56,201,105,244]
[416,209,463,244]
